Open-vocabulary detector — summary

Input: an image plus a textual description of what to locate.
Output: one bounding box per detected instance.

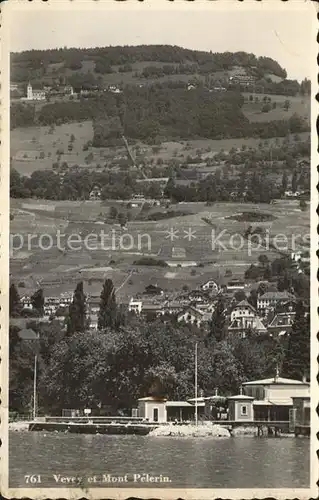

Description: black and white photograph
[1,0,317,498]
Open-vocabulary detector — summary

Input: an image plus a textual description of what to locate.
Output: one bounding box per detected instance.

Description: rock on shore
[149,423,230,438]
[9,421,30,432]
[231,426,257,436]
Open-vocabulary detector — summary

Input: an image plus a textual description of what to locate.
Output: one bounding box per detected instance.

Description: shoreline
[8,421,305,438]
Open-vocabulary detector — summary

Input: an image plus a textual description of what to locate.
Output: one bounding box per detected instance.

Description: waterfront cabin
[137,396,167,423]
[227,394,254,422]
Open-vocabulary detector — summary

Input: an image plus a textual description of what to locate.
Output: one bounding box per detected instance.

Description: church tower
[27,82,33,100]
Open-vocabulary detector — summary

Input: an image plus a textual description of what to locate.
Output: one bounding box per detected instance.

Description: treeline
[11,46,287,78]
[11,84,309,143]
[9,276,310,415]
[10,168,137,201]
[10,158,309,204]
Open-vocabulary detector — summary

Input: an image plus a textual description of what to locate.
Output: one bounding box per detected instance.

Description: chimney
[274,364,279,383]
[214,387,218,397]
[239,386,243,395]
[302,375,307,383]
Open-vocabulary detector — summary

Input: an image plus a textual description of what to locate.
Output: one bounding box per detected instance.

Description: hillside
[11,45,288,87]
[10,46,310,143]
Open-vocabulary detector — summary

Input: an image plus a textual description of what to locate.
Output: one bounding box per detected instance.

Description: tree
[282,301,310,380]
[66,282,86,335]
[283,100,290,111]
[10,284,21,317]
[258,254,269,268]
[281,171,288,192]
[110,206,118,219]
[164,176,176,200]
[234,290,246,302]
[291,170,298,192]
[299,199,307,211]
[257,282,268,297]
[261,103,271,113]
[245,264,262,281]
[118,212,127,227]
[291,170,298,193]
[263,264,272,281]
[98,279,117,330]
[248,289,258,309]
[208,299,226,342]
[31,288,44,316]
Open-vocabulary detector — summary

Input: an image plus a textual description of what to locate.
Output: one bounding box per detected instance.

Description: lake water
[9,432,310,488]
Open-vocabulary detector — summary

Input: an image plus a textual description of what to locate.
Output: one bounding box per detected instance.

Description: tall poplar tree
[31,288,45,316]
[208,298,226,342]
[67,281,86,335]
[10,283,21,317]
[98,279,117,330]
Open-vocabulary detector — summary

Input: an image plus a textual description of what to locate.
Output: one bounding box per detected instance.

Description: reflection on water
[9,432,310,488]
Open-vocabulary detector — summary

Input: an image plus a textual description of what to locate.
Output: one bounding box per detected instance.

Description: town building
[177,306,211,327]
[143,284,163,296]
[200,279,220,293]
[22,82,46,101]
[228,316,267,338]
[89,186,102,200]
[230,300,256,323]
[257,291,296,314]
[141,302,164,317]
[21,296,33,311]
[187,289,210,303]
[226,279,245,292]
[128,298,143,314]
[267,312,296,337]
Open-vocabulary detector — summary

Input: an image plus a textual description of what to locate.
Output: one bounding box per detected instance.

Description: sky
[7,1,315,81]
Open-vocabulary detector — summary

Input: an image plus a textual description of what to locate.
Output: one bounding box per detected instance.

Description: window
[241,405,247,416]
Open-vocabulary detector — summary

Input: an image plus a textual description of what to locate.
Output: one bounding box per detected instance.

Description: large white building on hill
[21,82,46,101]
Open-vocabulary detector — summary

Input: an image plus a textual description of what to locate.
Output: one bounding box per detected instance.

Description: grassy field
[10,199,309,301]
[11,121,94,175]
[11,119,311,177]
[242,93,310,123]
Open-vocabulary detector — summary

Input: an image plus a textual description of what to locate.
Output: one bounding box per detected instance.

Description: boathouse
[227,393,254,422]
[137,396,167,423]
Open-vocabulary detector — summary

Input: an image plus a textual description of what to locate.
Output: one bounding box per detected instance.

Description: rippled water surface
[10,432,310,488]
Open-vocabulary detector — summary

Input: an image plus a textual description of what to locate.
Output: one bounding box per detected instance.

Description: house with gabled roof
[267,311,296,337]
[177,306,211,327]
[228,315,267,338]
[230,299,257,323]
[200,279,220,294]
